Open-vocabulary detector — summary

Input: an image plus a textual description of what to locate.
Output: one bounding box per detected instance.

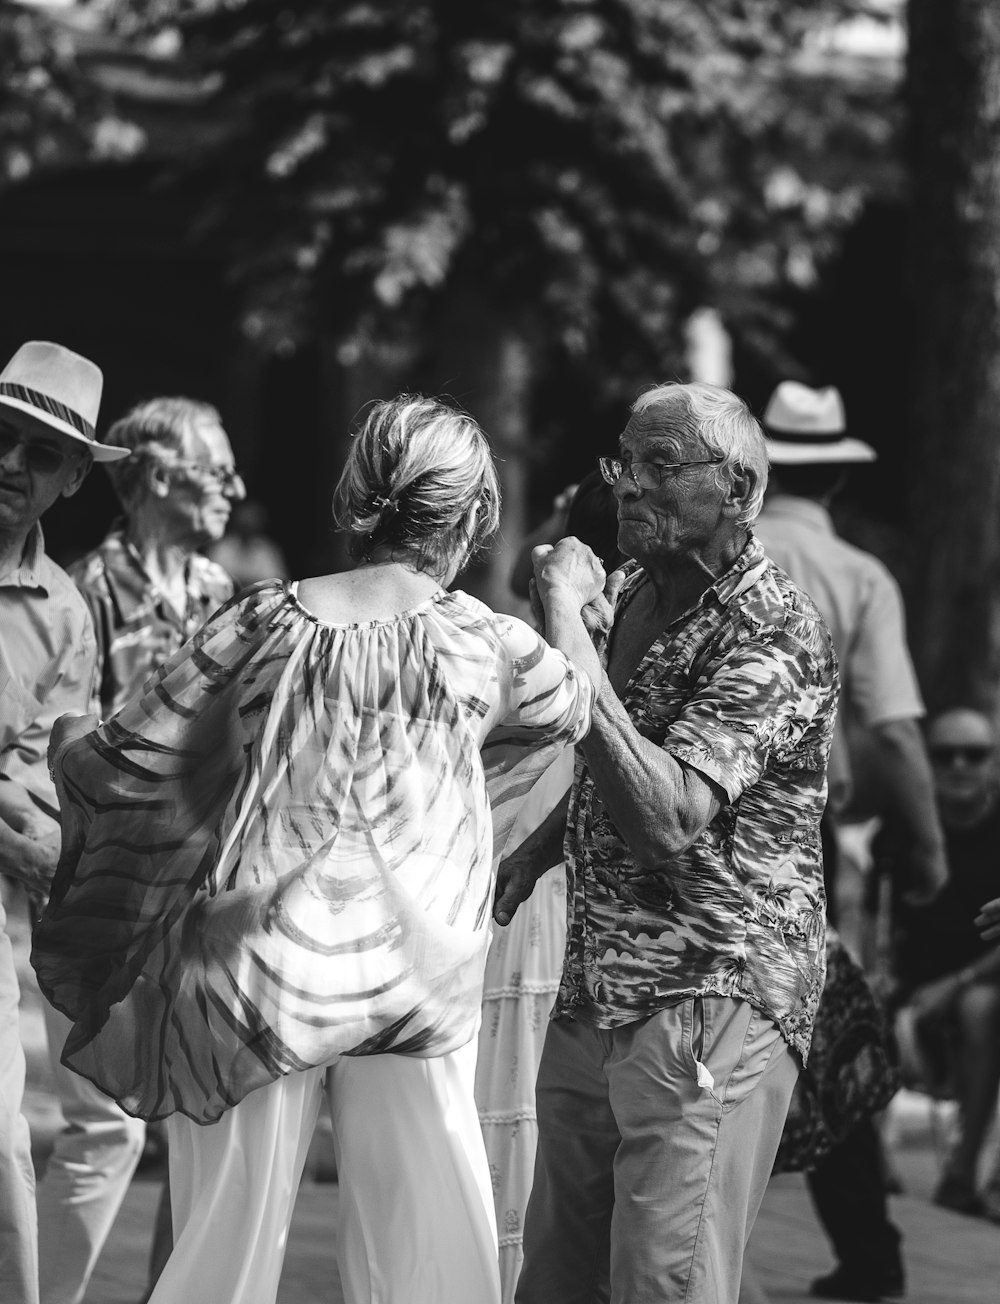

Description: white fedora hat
[0,341,129,463]
[763,381,876,464]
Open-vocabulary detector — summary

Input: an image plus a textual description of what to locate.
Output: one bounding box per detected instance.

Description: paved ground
[9,879,1000,1303]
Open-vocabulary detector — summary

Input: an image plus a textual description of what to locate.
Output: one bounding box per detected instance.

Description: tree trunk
[424,289,537,616]
[906,0,1000,713]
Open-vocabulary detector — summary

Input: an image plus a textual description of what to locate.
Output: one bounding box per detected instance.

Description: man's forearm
[540,597,717,863]
[580,681,720,865]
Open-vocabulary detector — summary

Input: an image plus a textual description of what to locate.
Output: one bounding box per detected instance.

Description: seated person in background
[870,706,1000,1220]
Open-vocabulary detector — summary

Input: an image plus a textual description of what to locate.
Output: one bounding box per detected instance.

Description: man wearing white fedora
[0,340,128,1304]
[755,380,947,1303]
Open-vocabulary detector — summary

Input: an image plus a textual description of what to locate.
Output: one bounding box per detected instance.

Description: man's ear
[60,453,93,500]
[725,465,756,519]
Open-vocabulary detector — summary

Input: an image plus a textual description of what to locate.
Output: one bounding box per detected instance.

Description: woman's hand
[532,538,606,613]
[976,897,1000,943]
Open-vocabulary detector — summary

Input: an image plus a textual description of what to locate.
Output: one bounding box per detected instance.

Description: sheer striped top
[32,580,593,1123]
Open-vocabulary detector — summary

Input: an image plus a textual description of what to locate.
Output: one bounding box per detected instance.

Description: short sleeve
[0,608,97,817]
[844,566,923,726]
[664,628,836,804]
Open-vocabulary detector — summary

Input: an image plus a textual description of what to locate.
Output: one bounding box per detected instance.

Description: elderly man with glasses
[35,396,244,1304]
[494,381,839,1304]
[0,340,128,1304]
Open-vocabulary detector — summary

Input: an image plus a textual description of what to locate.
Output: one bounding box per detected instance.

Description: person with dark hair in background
[509,468,626,602]
[872,706,1000,1222]
[35,396,244,1304]
[755,380,947,1303]
[0,340,126,1304]
[32,394,598,1304]
[497,381,839,1304]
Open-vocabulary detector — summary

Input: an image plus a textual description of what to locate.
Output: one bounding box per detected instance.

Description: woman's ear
[463,500,481,539]
[147,457,172,499]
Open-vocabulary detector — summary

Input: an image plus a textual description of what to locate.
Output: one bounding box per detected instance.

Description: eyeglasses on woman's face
[597,455,723,491]
[169,460,245,494]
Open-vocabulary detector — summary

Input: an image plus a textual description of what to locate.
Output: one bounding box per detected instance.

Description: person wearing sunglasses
[34,396,244,1304]
[494,381,839,1304]
[872,707,1000,1223]
[0,340,127,1304]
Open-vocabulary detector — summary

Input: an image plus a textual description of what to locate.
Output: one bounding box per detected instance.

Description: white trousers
[150,1038,501,1304]
[36,1004,146,1304]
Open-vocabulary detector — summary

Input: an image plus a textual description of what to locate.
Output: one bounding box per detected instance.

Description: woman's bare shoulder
[294,566,444,626]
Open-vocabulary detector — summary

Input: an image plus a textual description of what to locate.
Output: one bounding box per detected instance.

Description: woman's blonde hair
[333,395,501,576]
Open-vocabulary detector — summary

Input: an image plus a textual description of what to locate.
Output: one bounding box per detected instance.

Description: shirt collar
[0,523,49,592]
[709,533,769,606]
[617,532,768,617]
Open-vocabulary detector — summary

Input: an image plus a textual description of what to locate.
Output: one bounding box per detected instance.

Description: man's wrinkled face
[612,404,728,564]
[0,410,90,536]
[159,417,245,548]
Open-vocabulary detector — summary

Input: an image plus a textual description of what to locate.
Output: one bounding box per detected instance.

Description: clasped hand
[530,537,618,633]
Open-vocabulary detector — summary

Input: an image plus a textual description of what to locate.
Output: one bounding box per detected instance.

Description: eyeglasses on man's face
[598,455,723,491]
[929,744,995,767]
[0,421,77,475]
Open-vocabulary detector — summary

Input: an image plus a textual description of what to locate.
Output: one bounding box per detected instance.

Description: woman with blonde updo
[32,395,602,1304]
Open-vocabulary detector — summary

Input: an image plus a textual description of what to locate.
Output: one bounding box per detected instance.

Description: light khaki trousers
[517,998,799,1304]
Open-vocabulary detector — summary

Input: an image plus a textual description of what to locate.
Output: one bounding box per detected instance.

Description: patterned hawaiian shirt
[554,534,839,1062]
[68,526,234,718]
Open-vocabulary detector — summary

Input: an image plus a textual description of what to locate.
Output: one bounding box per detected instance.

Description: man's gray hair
[631,382,769,525]
[101,397,222,509]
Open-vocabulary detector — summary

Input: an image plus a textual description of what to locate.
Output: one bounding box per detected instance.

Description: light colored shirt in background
[0,525,96,816]
[755,496,924,813]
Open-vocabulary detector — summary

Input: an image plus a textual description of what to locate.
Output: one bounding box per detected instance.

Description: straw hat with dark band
[763,381,876,465]
[0,341,129,463]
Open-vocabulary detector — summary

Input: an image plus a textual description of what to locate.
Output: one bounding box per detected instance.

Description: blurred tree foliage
[94,0,899,405]
[0,2,144,185]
